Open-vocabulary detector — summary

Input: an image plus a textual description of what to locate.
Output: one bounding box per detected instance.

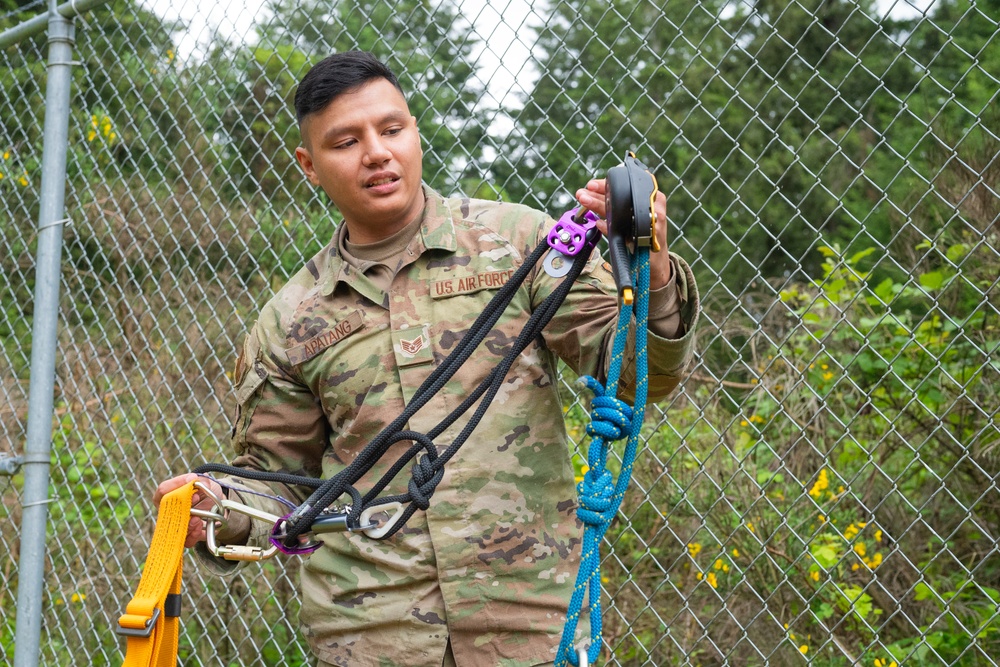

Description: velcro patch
[431,269,515,298]
[286,311,364,365]
[392,324,434,368]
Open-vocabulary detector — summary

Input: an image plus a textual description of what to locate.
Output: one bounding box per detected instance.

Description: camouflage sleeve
[530,221,700,404]
[194,314,329,573]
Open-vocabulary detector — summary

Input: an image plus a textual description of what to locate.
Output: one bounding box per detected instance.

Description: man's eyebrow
[322,110,410,142]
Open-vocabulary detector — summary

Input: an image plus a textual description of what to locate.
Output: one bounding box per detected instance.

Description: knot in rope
[580,376,633,442]
[576,468,614,529]
[407,456,444,510]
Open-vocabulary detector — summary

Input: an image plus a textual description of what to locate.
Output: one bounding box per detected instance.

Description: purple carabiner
[547,208,600,257]
[269,513,323,556]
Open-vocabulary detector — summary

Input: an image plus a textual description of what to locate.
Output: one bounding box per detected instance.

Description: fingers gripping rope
[556,246,651,667]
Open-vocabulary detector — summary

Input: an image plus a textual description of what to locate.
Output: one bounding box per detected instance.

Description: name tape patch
[286,310,364,365]
[432,269,515,298]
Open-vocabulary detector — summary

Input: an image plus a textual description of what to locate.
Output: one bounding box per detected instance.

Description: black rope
[196,227,600,544]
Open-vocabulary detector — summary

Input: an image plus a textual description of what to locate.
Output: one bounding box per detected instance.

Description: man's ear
[412,116,423,156]
[295,146,319,185]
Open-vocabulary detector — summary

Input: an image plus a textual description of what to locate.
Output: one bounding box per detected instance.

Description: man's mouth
[367,177,398,188]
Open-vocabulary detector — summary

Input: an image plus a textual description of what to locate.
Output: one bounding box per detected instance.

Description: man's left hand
[575,179,672,290]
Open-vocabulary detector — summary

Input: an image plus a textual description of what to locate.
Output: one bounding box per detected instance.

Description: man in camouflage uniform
[155,51,699,666]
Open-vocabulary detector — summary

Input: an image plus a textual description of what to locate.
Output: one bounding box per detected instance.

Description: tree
[497,0,925,288]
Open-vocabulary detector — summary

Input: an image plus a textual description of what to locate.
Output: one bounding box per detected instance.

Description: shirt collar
[320,184,456,296]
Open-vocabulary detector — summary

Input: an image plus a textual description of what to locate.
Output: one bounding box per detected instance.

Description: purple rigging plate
[547,209,599,256]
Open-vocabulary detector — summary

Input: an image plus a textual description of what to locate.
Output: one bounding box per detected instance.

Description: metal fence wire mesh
[2,0,999,664]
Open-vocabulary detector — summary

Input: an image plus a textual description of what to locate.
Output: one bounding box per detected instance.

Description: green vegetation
[1,0,997,664]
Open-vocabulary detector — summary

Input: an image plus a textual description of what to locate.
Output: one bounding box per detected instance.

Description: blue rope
[556,247,651,667]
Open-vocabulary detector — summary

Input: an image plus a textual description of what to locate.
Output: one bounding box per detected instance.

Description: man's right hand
[154,473,223,548]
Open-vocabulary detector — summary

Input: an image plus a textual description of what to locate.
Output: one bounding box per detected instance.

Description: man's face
[295,78,424,243]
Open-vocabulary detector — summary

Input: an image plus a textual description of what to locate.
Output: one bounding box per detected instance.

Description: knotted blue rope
[556,247,651,667]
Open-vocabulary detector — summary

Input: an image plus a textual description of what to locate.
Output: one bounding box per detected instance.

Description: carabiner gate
[191,480,281,561]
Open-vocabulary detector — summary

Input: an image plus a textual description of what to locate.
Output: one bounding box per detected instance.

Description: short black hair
[294,51,404,124]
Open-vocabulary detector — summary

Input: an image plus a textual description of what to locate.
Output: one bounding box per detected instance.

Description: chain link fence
[2,0,998,664]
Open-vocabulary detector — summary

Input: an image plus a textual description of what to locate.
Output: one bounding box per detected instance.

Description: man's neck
[343,192,427,245]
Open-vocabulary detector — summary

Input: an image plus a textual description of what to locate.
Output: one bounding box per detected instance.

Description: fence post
[12,3,76,666]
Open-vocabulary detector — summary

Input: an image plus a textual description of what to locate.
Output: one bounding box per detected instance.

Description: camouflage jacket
[204,187,700,666]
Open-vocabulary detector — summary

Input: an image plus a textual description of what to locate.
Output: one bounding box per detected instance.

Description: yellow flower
[746,521,755,534]
[822,372,834,380]
[740,420,748,426]
[875,530,883,542]
[714,559,724,571]
[810,570,820,582]
[695,571,703,580]
[722,563,729,572]
[71,592,87,603]
[854,542,867,557]
[818,513,826,522]
[732,548,740,557]
[87,130,97,142]
[706,572,718,588]
[18,175,28,187]
[821,363,829,370]
[166,48,175,63]
[2,150,9,159]
[809,469,829,499]
[852,563,860,571]
[0,172,4,180]
[799,645,808,654]
[688,542,702,557]
[875,659,883,667]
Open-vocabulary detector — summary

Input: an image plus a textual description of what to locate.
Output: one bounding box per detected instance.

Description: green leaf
[945,243,969,263]
[873,278,897,301]
[914,582,933,601]
[811,544,839,569]
[849,247,878,264]
[815,602,835,620]
[919,270,946,290]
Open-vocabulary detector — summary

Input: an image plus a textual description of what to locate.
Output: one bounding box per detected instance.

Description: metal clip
[311,504,377,534]
[190,480,281,561]
[360,501,405,540]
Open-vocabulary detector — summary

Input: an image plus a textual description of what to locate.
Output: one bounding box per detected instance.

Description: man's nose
[364,136,392,165]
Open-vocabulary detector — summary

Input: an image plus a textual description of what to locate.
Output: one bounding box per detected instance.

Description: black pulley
[605,151,660,305]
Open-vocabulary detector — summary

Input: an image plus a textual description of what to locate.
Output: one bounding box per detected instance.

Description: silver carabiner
[191,480,281,561]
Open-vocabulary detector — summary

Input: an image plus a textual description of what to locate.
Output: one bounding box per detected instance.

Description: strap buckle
[116,607,160,638]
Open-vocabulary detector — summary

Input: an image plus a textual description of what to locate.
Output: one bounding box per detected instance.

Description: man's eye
[384,128,402,136]
[335,139,356,149]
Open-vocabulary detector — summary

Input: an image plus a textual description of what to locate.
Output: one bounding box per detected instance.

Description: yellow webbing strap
[118,480,196,667]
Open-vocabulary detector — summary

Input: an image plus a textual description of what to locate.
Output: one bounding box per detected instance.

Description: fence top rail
[0,0,108,50]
